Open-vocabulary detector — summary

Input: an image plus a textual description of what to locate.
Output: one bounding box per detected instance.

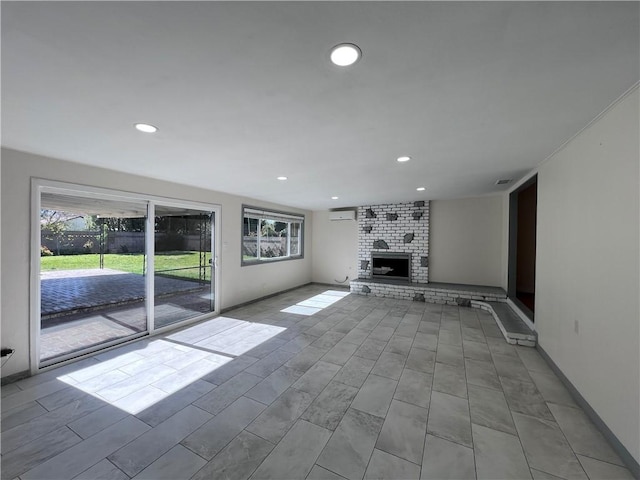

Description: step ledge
[471,300,537,347]
[506,297,536,332]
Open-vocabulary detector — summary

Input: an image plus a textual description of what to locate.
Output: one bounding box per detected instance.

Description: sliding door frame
[30,178,221,374]
[149,202,219,335]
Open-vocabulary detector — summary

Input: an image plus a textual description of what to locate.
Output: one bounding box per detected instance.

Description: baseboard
[1,369,30,386]
[220,282,314,314]
[537,344,640,478]
[311,281,350,289]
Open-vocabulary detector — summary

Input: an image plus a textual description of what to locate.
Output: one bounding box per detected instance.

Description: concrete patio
[41,268,207,318]
[39,269,213,362]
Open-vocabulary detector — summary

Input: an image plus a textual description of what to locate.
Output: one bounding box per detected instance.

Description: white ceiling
[2,2,638,211]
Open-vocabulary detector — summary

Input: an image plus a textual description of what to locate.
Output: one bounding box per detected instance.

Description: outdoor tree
[40,209,83,255]
[260,220,287,237]
[93,216,145,232]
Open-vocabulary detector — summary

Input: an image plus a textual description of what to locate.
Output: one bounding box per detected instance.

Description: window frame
[241,204,304,266]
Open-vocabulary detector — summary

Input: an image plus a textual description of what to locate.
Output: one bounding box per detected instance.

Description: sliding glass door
[39,192,150,364]
[36,182,220,369]
[153,207,215,329]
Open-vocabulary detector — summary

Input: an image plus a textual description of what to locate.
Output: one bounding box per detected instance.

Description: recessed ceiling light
[134,123,158,133]
[331,196,339,200]
[397,156,411,163]
[416,187,426,191]
[330,43,361,66]
[277,176,288,181]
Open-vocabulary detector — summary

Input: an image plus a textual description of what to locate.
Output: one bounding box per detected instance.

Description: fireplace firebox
[371,252,411,281]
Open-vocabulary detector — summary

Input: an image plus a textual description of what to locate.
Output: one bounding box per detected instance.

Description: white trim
[537,81,640,170]
[39,331,149,369]
[256,219,261,260]
[506,82,640,194]
[30,179,42,375]
[243,207,304,222]
[35,178,221,213]
[212,209,221,314]
[286,223,291,257]
[146,202,156,333]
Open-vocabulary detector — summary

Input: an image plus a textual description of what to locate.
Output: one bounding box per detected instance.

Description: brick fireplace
[356,201,430,284]
[350,201,509,307]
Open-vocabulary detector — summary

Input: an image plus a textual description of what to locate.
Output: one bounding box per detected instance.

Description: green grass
[41,251,212,281]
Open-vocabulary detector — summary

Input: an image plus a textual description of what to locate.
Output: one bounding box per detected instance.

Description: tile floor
[1,284,635,480]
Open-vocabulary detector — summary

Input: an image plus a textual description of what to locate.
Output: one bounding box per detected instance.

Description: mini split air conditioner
[329,210,356,221]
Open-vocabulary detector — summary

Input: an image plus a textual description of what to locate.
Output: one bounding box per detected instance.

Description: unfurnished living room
[1,2,639,480]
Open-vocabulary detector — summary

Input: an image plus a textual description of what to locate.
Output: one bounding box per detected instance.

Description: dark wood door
[508,175,537,320]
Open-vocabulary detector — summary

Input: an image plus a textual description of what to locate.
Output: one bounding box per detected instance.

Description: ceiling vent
[495,179,512,185]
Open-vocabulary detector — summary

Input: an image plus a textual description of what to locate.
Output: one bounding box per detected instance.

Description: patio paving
[40,287,213,362]
[41,268,207,317]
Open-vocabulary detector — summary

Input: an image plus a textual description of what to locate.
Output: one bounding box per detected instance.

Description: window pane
[154,208,213,329]
[39,194,148,365]
[242,206,304,264]
[290,222,301,255]
[243,217,259,261]
[260,219,288,258]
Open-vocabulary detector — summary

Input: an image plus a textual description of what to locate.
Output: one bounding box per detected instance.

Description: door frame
[31,178,221,373]
[507,174,537,325]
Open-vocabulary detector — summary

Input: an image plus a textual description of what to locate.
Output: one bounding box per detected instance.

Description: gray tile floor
[1,284,634,480]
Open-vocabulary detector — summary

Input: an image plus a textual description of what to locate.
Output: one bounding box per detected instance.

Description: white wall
[1,148,312,377]
[429,196,504,287]
[535,87,639,463]
[311,210,358,286]
[312,199,505,288]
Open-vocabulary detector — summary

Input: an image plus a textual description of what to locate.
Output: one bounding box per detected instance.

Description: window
[242,206,304,264]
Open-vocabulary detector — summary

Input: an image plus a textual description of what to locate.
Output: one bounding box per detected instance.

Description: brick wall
[357,201,430,283]
[349,279,506,304]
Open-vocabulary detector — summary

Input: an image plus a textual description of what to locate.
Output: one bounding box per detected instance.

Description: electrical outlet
[574,320,579,335]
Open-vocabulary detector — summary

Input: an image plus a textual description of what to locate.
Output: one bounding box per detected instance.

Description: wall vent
[329,210,356,221]
[495,179,513,185]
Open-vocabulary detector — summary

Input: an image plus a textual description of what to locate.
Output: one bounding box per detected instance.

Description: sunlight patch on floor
[57,316,287,414]
[280,289,350,316]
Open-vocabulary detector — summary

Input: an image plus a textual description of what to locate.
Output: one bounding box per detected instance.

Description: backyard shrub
[156,233,185,252]
[261,245,286,258]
